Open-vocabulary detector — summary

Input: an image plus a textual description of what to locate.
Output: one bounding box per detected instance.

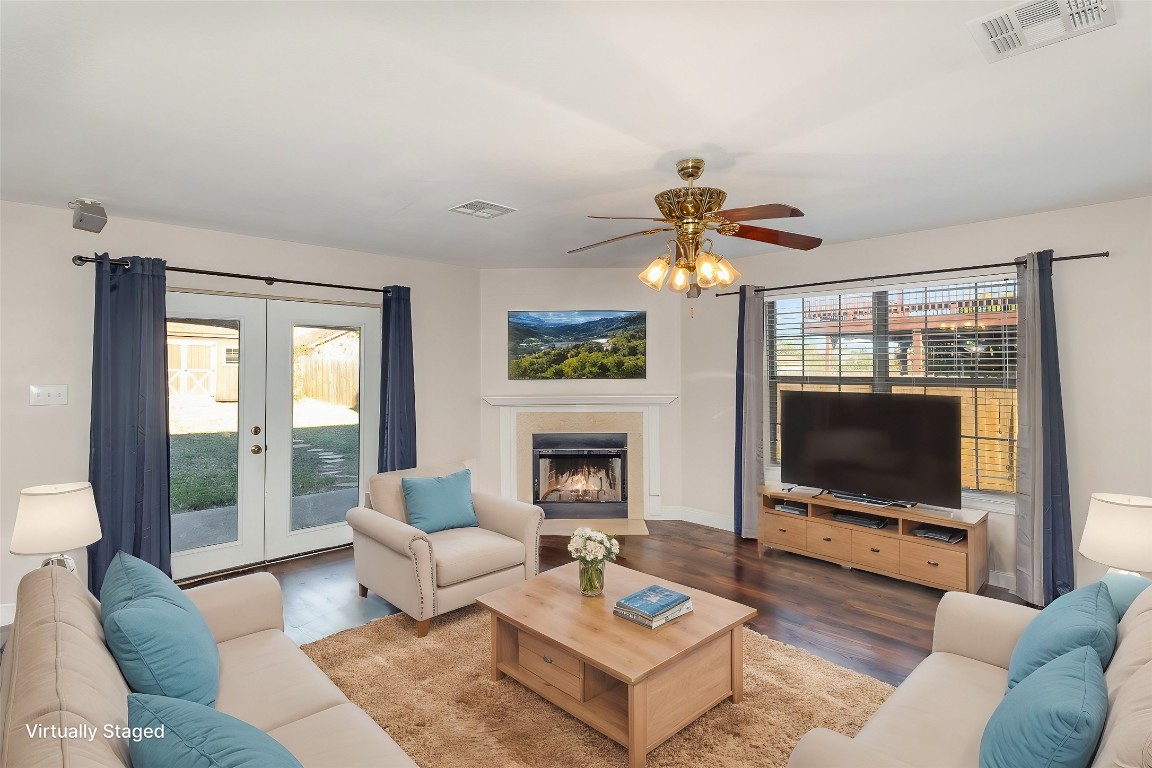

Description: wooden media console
[758,484,989,593]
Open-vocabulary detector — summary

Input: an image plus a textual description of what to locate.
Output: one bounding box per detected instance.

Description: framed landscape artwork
[508,310,646,380]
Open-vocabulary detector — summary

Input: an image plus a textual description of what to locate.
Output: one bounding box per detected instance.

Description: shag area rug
[302,606,893,768]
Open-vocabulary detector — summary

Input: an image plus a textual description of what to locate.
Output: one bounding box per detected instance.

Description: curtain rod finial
[72,255,85,266]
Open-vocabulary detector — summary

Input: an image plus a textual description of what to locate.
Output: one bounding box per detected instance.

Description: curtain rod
[713,251,1109,297]
[71,254,391,295]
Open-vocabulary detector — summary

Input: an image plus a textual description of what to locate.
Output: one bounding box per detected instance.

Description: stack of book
[613,585,693,629]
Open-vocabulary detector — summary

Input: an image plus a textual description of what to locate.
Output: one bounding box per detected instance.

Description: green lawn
[170,425,361,512]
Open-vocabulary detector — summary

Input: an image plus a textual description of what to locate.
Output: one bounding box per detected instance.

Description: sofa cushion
[428,526,526,587]
[855,652,1008,768]
[129,693,303,768]
[402,469,479,534]
[368,462,468,523]
[1102,573,1152,619]
[215,629,348,732]
[1091,661,1152,768]
[104,595,220,707]
[268,703,418,767]
[1105,602,1152,705]
[980,646,1108,768]
[1007,581,1116,689]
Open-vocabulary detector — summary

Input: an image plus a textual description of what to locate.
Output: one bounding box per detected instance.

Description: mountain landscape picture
[508,310,646,380]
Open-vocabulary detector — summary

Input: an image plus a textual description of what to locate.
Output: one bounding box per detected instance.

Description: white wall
[0,200,481,610]
[475,268,684,510]
[680,196,1152,587]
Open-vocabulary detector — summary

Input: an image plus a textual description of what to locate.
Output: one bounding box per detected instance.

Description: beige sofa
[787,584,1152,767]
[0,565,415,767]
[347,462,544,636]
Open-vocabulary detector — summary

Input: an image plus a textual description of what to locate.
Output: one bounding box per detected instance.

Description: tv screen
[780,391,962,508]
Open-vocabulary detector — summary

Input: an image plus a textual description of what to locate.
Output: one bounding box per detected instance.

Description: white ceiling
[2,1,1150,269]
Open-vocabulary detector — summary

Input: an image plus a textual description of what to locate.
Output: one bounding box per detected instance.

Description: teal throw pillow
[401,469,479,534]
[1007,581,1116,689]
[101,550,198,617]
[128,693,303,768]
[105,597,220,706]
[980,646,1108,768]
[1101,573,1152,619]
[100,551,219,707]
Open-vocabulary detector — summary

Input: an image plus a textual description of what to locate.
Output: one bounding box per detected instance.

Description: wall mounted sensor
[69,198,107,233]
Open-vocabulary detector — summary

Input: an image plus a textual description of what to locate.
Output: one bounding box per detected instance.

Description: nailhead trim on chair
[531,511,543,577]
[407,536,435,619]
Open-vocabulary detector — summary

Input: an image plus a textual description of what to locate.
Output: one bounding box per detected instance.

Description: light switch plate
[29,384,68,406]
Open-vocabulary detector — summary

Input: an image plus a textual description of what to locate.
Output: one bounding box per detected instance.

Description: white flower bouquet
[568,527,619,596]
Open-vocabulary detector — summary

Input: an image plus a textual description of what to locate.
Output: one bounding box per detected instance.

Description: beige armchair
[347,463,544,637]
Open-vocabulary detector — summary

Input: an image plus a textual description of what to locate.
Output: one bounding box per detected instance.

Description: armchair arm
[183,572,284,644]
[347,506,435,620]
[347,506,432,554]
[472,493,544,576]
[787,729,915,768]
[932,591,1039,669]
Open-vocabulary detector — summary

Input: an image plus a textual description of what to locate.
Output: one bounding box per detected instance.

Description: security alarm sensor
[69,199,107,233]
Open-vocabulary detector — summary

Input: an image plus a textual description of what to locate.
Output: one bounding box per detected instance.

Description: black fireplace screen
[532,433,627,505]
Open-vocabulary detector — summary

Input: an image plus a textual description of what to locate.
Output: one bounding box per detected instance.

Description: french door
[166,292,380,580]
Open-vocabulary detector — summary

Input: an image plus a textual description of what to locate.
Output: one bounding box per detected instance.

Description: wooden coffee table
[476,562,757,768]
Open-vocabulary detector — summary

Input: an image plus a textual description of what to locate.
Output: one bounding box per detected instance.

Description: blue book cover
[615,585,690,618]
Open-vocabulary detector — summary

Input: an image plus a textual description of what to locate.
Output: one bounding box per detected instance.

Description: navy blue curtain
[1037,250,1075,602]
[87,255,171,594]
[379,285,417,471]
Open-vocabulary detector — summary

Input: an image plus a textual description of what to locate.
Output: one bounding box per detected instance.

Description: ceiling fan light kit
[571,158,821,298]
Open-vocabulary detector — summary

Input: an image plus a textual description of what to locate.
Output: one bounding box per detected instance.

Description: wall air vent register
[967,0,1115,62]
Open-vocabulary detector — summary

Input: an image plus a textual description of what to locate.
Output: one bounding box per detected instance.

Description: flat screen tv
[780,391,962,508]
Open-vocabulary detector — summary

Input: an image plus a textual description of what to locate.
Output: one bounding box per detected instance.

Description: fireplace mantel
[483,395,677,407]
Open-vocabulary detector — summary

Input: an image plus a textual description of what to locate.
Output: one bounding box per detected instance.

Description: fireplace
[532,433,627,519]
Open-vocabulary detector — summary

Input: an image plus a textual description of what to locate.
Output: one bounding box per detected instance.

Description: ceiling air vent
[967,0,1115,62]
[448,200,517,219]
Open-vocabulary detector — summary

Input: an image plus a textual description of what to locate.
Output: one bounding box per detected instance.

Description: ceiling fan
[569,158,822,297]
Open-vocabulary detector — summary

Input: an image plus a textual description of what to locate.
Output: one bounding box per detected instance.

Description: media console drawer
[806,521,851,561]
[763,513,807,550]
[851,530,900,573]
[900,539,967,590]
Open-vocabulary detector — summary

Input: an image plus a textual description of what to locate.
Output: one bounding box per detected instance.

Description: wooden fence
[294,358,359,408]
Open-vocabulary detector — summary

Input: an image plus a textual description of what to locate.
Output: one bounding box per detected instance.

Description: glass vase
[578,560,605,597]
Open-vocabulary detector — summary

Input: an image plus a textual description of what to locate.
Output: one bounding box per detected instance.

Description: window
[766,278,1018,495]
[224,346,240,366]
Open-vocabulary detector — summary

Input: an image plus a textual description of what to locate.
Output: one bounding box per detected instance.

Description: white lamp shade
[1079,493,1152,572]
[10,482,103,555]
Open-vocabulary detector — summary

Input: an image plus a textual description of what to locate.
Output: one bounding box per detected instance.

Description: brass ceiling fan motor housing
[655,158,729,268]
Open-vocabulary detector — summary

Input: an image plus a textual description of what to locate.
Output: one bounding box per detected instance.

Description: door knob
[251,445,263,455]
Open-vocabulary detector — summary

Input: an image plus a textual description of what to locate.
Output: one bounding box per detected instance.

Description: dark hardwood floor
[252,520,1021,686]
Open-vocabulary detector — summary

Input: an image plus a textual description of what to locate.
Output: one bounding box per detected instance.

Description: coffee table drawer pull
[822,537,832,542]
[778,528,787,533]
[927,560,939,567]
[543,656,553,664]
[870,547,881,553]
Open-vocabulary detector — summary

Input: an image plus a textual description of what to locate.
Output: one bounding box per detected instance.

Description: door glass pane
[291,325,361,530]
[167,319,241,552]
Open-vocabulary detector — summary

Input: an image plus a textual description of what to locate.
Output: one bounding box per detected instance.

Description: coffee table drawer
[519,632,583,700]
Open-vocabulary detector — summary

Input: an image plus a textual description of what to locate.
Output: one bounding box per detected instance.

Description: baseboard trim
[650,506,735,532]
[989,570,1016,591]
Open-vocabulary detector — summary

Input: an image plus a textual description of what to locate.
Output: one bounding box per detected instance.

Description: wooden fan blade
[714,204,804,223]
[567,227,675,254]
[588,215,672,222]
[724,224,823,251]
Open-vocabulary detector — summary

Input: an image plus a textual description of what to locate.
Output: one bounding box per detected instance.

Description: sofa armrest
[787,729,915,768]
[932,591,1039,669]
[347,506,432,555]
[183,572,284,644]
[472,493,544,576]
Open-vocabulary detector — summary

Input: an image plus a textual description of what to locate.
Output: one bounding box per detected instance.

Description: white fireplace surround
[482,395,677,522]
